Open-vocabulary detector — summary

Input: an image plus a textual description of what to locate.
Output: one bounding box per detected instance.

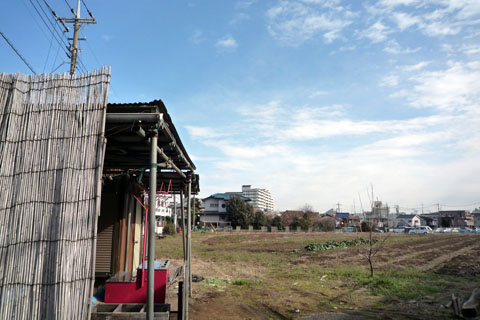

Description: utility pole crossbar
[58,0,96,75]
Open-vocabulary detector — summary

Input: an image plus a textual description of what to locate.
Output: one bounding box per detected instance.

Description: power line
[42,34,54,73]
[441,201,480,208]
[58,0,96,75]
[0,30,37,74]
[27,0,70,59]
[21,0,50,41]
[32,0,70,47]
[85,39,102,67]
[40,0,69,32]
[81,0,95,19]
[63,0,74,13]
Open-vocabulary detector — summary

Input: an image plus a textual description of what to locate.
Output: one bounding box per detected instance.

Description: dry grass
[157,232,480,319]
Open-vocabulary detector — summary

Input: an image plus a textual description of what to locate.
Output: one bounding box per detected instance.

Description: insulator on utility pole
[57,0,96,75]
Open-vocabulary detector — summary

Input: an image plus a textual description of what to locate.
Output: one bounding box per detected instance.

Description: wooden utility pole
[58,0,96,75]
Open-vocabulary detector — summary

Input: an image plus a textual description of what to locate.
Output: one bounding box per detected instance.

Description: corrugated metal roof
[335,212,350,219]
[107,99,196,171]
[204,193,251,201]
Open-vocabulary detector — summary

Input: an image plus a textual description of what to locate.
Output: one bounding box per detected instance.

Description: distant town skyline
[1,1,479,211]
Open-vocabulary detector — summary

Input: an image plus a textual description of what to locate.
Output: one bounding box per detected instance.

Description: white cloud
[102,34,114,42]
[380,74,399,86]
[230,13,251,25]
[401,61,431,71]
[189,30,205,44]
[383,40,421,54]
[461,44,480,55]
[309,90,329,98]
[392,12,420,31]
[236,0,256,9]
[366,0,480,40]
[185,126,225,139]
[420,21,461,36]
[190,88,479,211]
[409,61,480,111]
[215,35,238,49]
[360,21,392,43]
[377,0,421,8]
[266,1,354,45]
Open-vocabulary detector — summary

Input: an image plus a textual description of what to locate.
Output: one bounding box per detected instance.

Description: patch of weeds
[299,239,378,253]
[318,300,343,310]
[232,279,250,286]
[204,278,227,291]
[329,267,366,284]
[331,268,447,300]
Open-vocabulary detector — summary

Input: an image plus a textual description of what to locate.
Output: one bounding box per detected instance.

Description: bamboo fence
[0,68,110,319]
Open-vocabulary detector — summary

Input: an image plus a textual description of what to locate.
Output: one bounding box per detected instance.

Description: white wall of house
[474,214,480,228]
[395,215,422,227]
[200,215,222,222]
[204,198,227,213]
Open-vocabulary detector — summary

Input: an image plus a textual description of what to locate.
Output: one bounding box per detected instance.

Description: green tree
[300,212,313,229]
[227,196,253,228]
[290,216,302,229]
[271,215,284,230]
[163,222,176,235]
[253,210,268,229]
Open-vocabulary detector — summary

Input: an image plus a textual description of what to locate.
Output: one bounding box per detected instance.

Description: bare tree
[363,221,390,277]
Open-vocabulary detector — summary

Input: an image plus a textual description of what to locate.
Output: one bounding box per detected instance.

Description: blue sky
[1,0,480,213]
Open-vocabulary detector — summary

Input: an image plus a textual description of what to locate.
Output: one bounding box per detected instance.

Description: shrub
[163,222,176,235]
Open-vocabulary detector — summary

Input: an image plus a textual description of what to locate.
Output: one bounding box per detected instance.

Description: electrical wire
[441,202,480,208]
[32,0,70,49]
[63,0,75,14]
[81,0,94,18]
[27,0,70,58]
[21,0,50,41]
[0,31,37,74]
[42,34,54,73]
[40,0,69,32]
[84,39,102,67]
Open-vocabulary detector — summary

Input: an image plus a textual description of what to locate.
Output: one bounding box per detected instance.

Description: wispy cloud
[309,90,329,98]
[359,20,392,43]
[230,12,251,25]
[186,56,480,210]
[266,0,354,45]
[102,34,114,42]
[383,40,421,54]
[189,29,205,44]
[380,74,399,86]
[392,12,420,31]
[235,0,256,10]
[215,35,238,49]
[401,61,431,71]
[185,126,226,139]
[409,61,480,111]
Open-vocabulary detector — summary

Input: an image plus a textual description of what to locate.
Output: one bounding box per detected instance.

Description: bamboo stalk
[0,69,110,319]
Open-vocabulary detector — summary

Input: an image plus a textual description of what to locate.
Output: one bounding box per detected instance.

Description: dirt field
[158,232,480,320]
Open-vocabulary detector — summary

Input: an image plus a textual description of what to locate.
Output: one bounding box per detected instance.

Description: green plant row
[302,238,379,252]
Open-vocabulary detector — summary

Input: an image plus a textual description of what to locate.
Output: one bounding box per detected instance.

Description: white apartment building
[144,193,173,234]
[238,185,274,212]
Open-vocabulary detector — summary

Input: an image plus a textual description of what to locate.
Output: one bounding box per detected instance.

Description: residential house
[349,215,362,227]
[335,212,349,227]
[200,193,251,227]
[472,208,480,228]
[395,214,423,227]
[422,210,468,228]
